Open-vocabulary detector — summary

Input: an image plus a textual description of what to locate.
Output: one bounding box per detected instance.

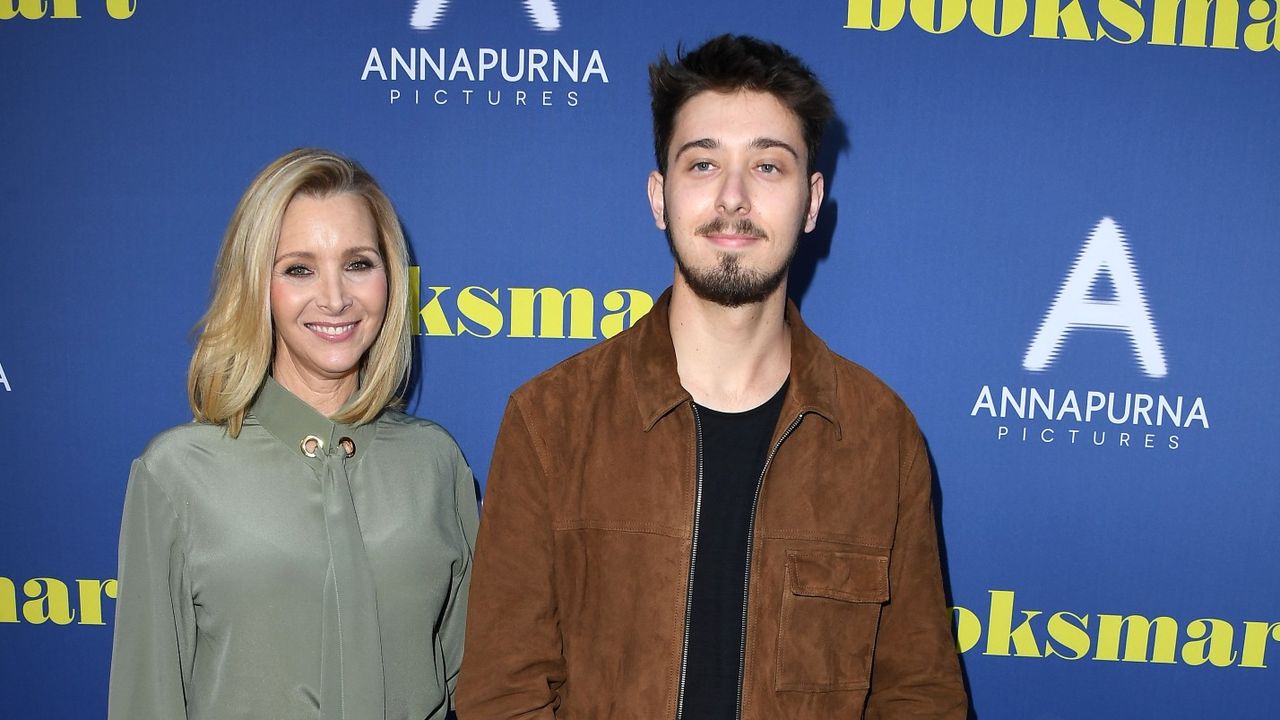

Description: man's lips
[696,219,767,248]
[703,232,764,249]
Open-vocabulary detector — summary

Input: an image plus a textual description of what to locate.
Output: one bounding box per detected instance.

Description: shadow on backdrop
[789,115,850,309]
[402,222,425,413]
[926,437,979,719]
[403,225,485,509]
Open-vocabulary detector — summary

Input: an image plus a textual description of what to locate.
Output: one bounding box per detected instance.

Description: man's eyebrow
[673,138,719,160]
[751,137,800,159]
[673,137,800,162]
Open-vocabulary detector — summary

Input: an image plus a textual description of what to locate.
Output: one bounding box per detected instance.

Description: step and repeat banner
[2,1,1277,717]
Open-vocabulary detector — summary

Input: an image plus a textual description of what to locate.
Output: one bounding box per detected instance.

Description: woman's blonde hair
[188,148,411,436]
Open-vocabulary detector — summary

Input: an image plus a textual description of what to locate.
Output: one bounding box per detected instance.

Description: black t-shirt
[681,379,789,719]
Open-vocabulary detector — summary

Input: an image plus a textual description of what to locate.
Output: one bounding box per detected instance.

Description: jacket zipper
[735,412,805,720]
[675,403,706,720]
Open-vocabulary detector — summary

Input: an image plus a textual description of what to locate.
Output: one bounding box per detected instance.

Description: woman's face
[269,192,388,397]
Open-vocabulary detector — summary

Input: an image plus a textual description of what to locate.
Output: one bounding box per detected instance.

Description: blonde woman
[108,148,477,720]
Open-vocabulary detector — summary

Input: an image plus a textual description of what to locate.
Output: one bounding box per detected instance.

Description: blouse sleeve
[107,457,196,720]
[441,448,480,702]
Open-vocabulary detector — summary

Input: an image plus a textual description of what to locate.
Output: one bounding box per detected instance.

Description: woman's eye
[348,257,377,271]
[284,265,311,277]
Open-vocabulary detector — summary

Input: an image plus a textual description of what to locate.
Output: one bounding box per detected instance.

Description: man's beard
[666,216,797,308]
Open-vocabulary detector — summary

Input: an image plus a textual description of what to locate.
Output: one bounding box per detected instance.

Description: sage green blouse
[108,379,479,720]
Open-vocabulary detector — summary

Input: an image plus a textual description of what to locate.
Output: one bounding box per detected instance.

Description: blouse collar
[249,377,377,461]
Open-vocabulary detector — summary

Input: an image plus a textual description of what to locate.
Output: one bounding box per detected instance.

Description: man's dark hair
[649,34,835,175]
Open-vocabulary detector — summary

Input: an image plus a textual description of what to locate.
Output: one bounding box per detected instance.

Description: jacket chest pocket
[775,549,889,692]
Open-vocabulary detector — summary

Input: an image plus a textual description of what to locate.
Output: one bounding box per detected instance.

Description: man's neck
[668,274,791,413]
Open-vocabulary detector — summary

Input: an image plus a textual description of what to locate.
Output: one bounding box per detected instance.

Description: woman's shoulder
[136,421,234,468]
[374,410,467,461]
[377,408,455,440]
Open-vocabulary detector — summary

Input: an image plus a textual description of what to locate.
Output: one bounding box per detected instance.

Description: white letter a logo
[1024,217,1166,378]
[411,0,561,31]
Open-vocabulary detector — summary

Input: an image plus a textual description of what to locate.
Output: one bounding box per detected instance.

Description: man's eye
[692,161,713,172]
[758,163,778,174]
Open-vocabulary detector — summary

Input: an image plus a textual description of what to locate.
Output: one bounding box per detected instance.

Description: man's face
[648,89,823,308]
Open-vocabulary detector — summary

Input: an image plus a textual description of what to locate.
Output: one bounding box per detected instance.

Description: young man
[457,35,968,719]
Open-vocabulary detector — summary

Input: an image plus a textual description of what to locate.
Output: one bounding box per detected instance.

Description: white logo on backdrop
[0,361,10,392]
[1024,217,1167,379]
[411,0,561,31]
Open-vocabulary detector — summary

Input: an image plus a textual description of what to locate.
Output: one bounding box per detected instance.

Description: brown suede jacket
[457,289,968,719]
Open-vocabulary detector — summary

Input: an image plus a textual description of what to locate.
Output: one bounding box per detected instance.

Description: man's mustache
[695,218,767,240]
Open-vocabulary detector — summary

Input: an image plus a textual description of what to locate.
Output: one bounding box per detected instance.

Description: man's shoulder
[831,351,904,405]
[511,327,633,404]
[808,334,917,430]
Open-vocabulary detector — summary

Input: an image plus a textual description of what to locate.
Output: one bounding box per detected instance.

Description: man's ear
[648,170,667,230]
[804,171,825,233]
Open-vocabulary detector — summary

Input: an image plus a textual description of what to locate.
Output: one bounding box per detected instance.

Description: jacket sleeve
[455,397,564,719]
[108,458,195,720]
[864,419,969,719]
[442,448,481,705]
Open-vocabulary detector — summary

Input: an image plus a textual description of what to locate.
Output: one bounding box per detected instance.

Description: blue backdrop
[3,1,1278,717]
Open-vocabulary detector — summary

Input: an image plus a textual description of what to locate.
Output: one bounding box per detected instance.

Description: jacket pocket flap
[786,550,889,603]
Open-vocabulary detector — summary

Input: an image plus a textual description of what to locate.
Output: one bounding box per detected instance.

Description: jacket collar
[629,288,843,438]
